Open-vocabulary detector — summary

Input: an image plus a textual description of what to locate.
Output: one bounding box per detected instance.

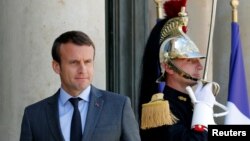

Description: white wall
[0,0,105,140]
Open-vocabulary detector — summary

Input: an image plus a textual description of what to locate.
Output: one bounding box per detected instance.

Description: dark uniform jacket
[140,85,208,141]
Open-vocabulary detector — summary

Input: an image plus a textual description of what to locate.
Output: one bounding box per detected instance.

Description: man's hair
[52,30,95,63]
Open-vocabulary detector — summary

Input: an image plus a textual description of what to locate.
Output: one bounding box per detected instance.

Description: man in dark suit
[20,31,141,141]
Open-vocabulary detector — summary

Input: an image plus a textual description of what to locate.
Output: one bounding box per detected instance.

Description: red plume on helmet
[164,0,188,33]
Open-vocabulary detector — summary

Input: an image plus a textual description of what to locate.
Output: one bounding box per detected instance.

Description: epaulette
[140,93,178,129]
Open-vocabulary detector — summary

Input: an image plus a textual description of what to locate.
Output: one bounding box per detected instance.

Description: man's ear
[52,60,60,74]
[163,63,174,74]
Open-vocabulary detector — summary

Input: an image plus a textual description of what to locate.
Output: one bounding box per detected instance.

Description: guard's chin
[188,79,198,86]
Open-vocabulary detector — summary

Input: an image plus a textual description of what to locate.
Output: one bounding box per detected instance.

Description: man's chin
[187,79,198,86]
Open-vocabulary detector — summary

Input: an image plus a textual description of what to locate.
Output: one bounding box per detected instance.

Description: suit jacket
[20,85,141,141]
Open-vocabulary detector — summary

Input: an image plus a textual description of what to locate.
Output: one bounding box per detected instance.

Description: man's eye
[85,60,93,64]
[71,61,77,64]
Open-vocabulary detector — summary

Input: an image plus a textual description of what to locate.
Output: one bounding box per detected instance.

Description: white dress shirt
[58,86,90,141]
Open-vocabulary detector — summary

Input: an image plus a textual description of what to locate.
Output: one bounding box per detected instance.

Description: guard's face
[172,58,203,85]
[53,42,94,96]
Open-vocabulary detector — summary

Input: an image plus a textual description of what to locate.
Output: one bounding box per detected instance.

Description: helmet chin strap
[167,59,199,81]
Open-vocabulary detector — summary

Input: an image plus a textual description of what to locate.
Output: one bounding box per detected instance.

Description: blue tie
[69,98,82,141]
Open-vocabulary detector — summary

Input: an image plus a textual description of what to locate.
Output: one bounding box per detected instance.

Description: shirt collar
[59,85,91,105]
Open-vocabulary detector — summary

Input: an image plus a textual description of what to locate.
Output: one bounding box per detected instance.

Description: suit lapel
[46,90,65,141]
[82,86,104,141]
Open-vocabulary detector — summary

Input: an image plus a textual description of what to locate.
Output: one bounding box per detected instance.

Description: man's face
[53,42,94,96]
[172,58,204,85]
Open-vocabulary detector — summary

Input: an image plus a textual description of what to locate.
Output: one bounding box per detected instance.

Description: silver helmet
[157,7,205,82]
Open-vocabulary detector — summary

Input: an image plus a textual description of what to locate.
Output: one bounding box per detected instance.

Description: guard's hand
[186,81,217,128]
[194,81,216,108]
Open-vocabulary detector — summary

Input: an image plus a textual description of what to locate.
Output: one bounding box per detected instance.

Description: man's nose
[78,62,87,73]
[197,60,203,70]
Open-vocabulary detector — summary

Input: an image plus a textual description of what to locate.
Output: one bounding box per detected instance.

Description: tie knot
[69,97,82,107]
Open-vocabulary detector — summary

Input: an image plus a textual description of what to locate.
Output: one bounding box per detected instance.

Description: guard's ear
[52,60,60,74]
[164,63,174,74]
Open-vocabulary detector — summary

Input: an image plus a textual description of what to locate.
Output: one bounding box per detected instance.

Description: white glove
[186,81,216,129]
[194,81,216,107]
[186,81,229,130]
